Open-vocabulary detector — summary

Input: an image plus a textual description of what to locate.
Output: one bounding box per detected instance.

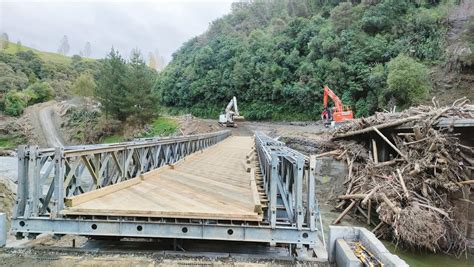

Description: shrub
[4,90,28,116]
[25,82,54,104]
[382,54,430,109]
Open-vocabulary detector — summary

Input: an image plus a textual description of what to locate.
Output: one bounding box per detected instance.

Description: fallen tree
[329,98,473,256]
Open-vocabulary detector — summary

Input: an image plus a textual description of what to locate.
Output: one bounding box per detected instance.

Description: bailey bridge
[10,130,326,259]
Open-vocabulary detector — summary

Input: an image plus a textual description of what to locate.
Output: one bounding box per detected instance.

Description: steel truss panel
[11,130,323,248]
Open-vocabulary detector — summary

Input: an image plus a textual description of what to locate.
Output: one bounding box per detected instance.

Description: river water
[384,241,472,267]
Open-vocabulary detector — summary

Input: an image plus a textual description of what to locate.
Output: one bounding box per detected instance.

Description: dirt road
[38,105,64,147]
[24,102,65,148]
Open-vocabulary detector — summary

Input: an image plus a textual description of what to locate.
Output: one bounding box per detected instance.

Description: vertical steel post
[308,155,316,231]
[13,145,28,219]
[270,154,278,229]
[295,156,304,230]
[53,147,65,218]
[26,146,39,218]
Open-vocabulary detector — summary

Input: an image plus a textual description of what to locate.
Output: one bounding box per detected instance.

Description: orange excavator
[321,85,354,126]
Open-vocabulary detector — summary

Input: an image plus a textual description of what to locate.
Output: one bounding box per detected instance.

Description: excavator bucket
[233,115,245,122]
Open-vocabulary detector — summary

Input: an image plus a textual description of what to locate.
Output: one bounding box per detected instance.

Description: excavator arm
[323,86,343,113]
[321,85,354,124]
[220,96,244,127]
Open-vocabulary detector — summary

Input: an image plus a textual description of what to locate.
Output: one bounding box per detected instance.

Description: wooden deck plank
[62,136,262,221]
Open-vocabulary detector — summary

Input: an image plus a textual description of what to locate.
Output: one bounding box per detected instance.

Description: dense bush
[4,90,28,116]
[25,82,54,104]
[0,49,99,115]
[156,0,450,120]
[384,54,430,109]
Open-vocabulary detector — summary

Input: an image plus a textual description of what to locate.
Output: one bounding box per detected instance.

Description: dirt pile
[177,115,221,135]
[0,178,16,228]
[328,98,473,256]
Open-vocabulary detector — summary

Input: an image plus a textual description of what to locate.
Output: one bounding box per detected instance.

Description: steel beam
[11,218,317,245]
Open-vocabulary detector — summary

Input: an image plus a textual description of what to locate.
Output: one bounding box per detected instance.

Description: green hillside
[2,41,93,65]
[156,0,454,120]
[0,42,100,116]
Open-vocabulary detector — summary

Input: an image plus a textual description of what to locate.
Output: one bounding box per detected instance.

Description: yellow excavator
[218,96,245,127]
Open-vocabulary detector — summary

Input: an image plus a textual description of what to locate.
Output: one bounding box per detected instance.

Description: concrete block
[0,213,6,247]
[335,239,362,267]
[328,225,359,262]
[358,228,389,255]
[328,226,408,267]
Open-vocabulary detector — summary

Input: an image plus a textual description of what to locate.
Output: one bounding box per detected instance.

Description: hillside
[2,41,93,65]
[156,0,459,120]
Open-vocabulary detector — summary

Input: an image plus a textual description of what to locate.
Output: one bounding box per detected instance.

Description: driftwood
[396,169,410,199]
[333,200,356,224]
[338,194,367,200]
[328,99,473,256]
[373,127,408,160]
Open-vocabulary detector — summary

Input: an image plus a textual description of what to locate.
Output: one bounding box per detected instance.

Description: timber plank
[63,136,261,221]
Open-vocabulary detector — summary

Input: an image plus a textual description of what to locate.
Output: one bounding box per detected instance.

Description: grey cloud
[0,1,234,62]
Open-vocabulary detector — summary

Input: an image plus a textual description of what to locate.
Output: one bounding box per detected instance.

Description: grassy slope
[2,41,94,64]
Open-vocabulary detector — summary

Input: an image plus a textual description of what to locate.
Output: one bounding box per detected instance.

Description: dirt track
[38,105,64,147]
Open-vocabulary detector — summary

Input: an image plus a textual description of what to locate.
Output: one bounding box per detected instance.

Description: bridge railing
[255,132,317,232]
[13,130,231,220]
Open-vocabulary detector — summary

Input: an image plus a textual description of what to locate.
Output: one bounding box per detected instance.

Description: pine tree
[57,35,70,55]
[127,49,158,124]
[95,48,129,120]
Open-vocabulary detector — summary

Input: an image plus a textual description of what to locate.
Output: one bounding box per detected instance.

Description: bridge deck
[62,136,262,221]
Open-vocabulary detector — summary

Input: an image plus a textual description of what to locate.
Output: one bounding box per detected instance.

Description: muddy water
[383,242,472,267]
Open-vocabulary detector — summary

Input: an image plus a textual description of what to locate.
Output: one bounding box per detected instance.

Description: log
[362,186,379,206]
[333,200,357,224]
[459,180,474,185]
[367,199,372,226]
[404,137,429,145]
[372,139,378,164]
[416,203,450,219]
[372,221,384,233]
[373,127,408,161]
[338,194,368,200]
[380,193,401,214]
[313,150,343,158]
[373,159,398,168]
[333,107,455,139]
[333,113,426,138]
[396,168,410,199]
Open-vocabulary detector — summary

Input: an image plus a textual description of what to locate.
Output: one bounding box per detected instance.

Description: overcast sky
[0,0,235,62]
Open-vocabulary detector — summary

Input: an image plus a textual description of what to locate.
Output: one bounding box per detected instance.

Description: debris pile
[329,98,473,256]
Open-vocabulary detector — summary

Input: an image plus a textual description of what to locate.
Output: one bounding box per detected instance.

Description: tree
[154,49,166,71]
[95,48,129,120]
[0,62,29,94]
[4,90,28,116]
[382,54,430,109]
[1,33,9,49]
[72,73,96,97]
[57,35,70,55]
[147,52,157,69]
[126,49,158,124]
[83,42,92,57]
